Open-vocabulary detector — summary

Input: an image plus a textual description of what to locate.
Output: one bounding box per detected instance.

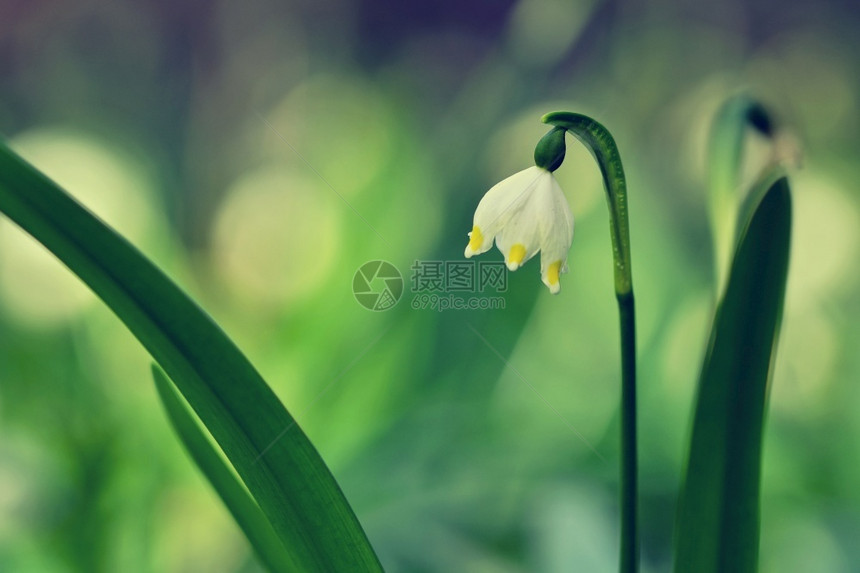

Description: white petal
[538,174,574,293]
[465,166,545,258]
[494,170,552,270]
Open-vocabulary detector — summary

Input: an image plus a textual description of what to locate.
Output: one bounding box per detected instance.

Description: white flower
[464,165,574,294]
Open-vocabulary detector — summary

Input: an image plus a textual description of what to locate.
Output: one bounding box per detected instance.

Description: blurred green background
[1,0,858,571]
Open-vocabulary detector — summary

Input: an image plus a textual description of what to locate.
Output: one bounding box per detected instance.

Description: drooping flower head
[464,127,573,294]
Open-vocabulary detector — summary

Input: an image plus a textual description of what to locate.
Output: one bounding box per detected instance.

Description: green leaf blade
[152,365,296,572]
[674,176,792,573]
[0,142,382,572]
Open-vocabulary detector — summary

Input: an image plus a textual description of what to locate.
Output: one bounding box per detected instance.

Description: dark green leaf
[674,175,792,572]
[152,365,295,572]
[0,142,382,572]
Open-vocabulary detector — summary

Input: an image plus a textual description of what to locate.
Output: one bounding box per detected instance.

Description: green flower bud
[534,126,567,172]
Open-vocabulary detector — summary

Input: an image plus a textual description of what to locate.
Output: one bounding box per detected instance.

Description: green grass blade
[674,174,791,573]
[0,142,382,572]
[152,365,295,572]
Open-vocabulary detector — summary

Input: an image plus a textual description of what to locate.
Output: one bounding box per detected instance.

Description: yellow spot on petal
[467,226,484,254]
[507,244,526,270]
[546,261,562,294]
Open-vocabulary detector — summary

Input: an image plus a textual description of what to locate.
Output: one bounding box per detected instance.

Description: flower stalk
[463,111,639,571]
[541,112,638,573]
[707,95,775,298]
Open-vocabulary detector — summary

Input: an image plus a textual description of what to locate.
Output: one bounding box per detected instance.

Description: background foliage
[1,0,858,571]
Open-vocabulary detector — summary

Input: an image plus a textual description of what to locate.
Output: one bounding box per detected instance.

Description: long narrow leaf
[674,174,791,572]
[152,365,295,572]
[0,142,382,572]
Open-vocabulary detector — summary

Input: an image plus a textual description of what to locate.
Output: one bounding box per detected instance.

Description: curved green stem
[542,112,638,573]
[707,95,774,297]
[542,113,633,296]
